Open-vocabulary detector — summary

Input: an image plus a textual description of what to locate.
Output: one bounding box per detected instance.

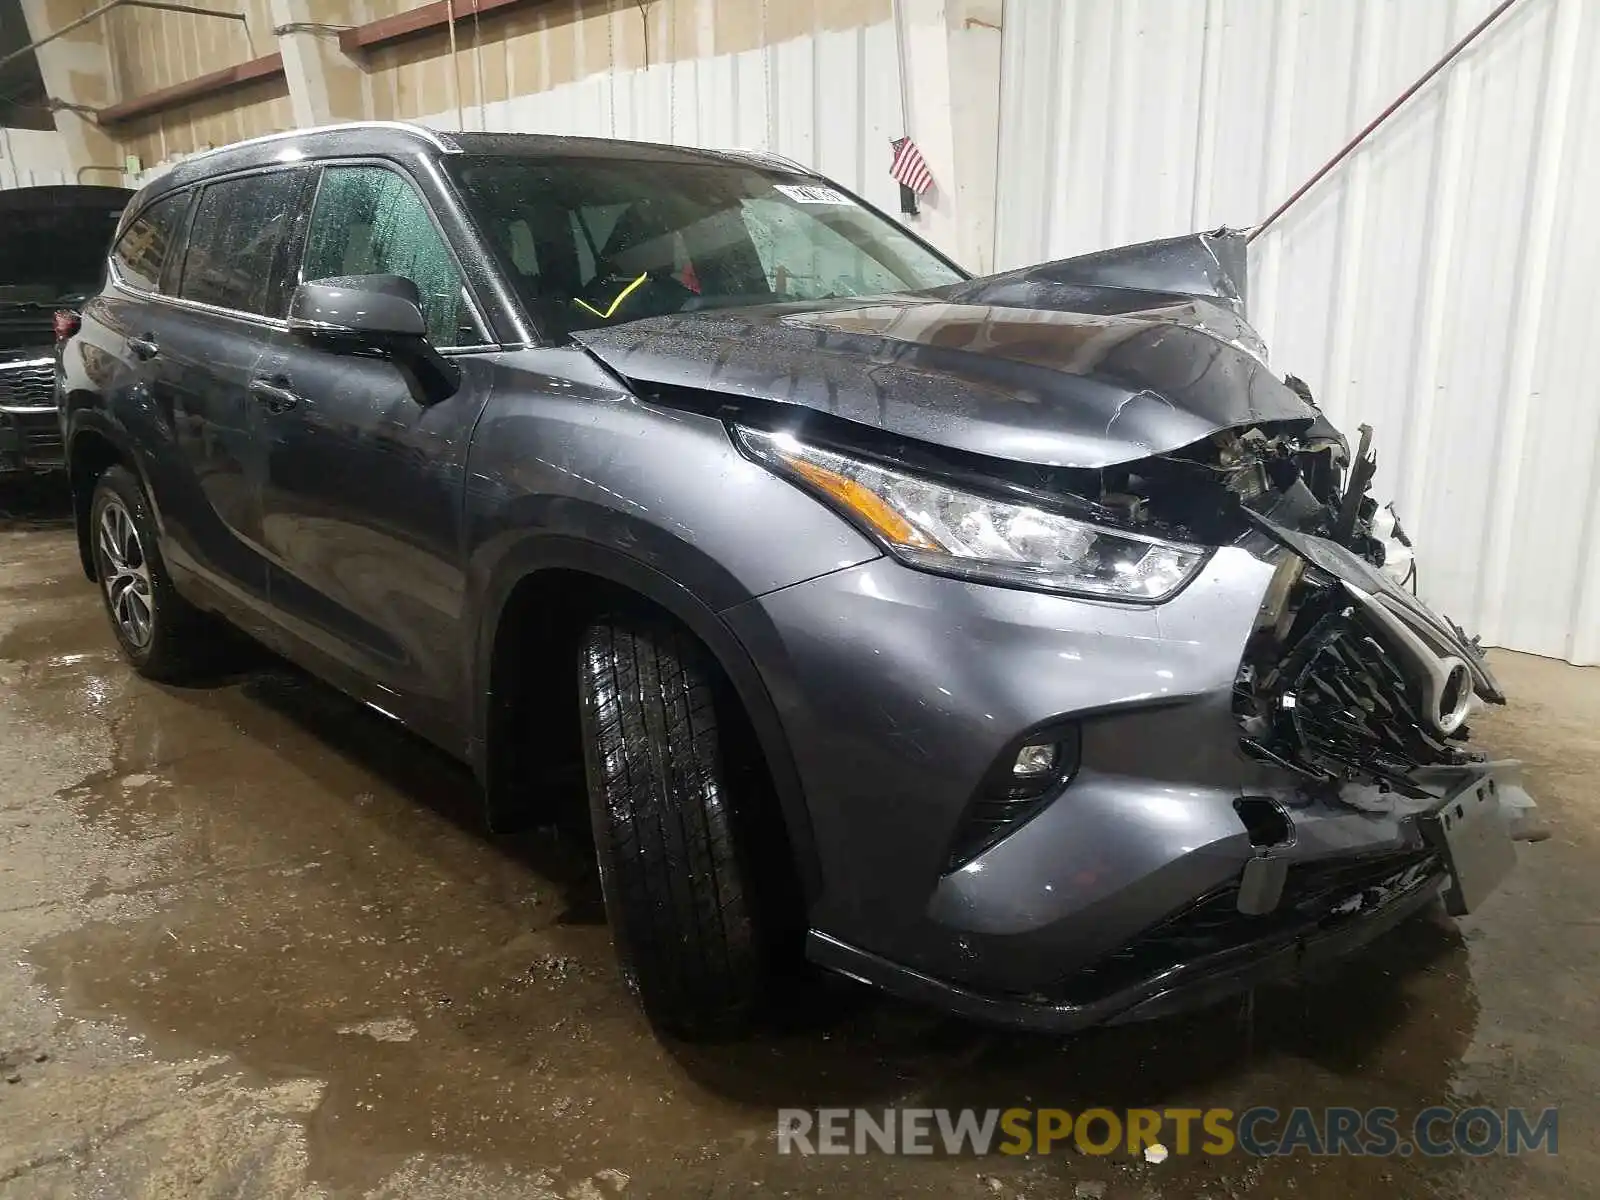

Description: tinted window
[110,193,186,295]
[301,166,477,347]
[178,169,308,316]
[449,156,962,340]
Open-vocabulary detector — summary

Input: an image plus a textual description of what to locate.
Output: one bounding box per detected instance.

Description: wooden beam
[98,53,286,126]
[339,0,542,54]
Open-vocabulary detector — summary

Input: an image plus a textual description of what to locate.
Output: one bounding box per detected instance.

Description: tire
[89,465,211,682]
[576,618,771,1039]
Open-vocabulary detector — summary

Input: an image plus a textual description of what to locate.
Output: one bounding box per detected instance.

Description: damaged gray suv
[61,122,1538,1039]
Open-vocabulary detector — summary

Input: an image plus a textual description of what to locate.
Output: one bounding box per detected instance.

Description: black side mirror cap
[288,274,427,340]
[288,274,461,404]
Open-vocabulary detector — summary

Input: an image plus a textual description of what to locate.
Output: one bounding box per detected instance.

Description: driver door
[255,163,496,744]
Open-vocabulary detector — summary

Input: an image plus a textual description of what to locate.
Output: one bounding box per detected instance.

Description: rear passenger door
[254,162,498,743]
[153,166,314,607]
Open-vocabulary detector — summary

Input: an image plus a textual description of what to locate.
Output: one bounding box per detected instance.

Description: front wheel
[575,618,770,1039]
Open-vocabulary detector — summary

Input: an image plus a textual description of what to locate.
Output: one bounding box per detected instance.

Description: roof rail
[173,121,457,166]
[709,147,818,176]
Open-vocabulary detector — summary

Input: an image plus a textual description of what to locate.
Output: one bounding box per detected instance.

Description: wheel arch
[66,416,141,582]
[471,534,823,904]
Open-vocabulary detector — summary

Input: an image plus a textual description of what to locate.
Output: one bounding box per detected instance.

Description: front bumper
[721,543,1520,1027]
[0,407,64,472]
[810,856,1445,1033]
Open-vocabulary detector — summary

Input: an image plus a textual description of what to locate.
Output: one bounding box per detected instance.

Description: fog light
[1012,741,1059,778]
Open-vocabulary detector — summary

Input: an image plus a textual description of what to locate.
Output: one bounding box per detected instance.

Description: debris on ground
[336,1016,418,1043]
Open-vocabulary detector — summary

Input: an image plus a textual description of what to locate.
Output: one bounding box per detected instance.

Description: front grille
[1057,850,1442,1004]
[0,359,55,410]
[1234,561,1479,796]
[1278,609,1470,786]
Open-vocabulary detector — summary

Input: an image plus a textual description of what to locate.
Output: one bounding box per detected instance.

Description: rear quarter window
[111,192,189,293]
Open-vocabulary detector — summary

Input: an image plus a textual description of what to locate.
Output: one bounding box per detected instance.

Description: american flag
[890,136,934,194]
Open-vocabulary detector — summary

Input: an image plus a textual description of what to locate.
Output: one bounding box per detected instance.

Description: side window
[111,192,189,293]
[178,169,308,317]
[301,166,479,348]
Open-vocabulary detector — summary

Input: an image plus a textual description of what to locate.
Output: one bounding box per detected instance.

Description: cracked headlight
[737,427,1210,602]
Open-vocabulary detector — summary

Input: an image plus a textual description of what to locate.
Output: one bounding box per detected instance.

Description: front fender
[459,370,881,901]
[466,531,830,901]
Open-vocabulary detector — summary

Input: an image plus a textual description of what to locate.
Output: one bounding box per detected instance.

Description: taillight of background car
[53,311,80,343]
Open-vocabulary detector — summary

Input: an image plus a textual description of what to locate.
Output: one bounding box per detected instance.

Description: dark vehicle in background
[60,124,1532,1040]
[0,184,130,475]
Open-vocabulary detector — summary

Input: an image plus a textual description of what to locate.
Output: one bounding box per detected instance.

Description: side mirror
[287,274,461,403]
[288,274,428,341]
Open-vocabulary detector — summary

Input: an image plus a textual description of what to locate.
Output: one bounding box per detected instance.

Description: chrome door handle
[127,335,159,361]
[248,377,302,414]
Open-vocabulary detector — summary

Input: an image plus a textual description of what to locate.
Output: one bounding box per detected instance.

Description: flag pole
[890,0,919,217]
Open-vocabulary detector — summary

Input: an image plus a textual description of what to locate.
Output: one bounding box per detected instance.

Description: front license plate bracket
[1418,774,1517,916]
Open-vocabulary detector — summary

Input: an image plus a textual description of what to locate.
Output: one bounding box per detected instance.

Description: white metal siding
[0,127,71,188]
[419,21,909,227]
[997,0,1600,664]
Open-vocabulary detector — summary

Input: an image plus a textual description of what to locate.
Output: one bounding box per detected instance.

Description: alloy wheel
[97,498,154,649]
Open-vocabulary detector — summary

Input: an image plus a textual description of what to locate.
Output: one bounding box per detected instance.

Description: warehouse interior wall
[996,0,1599,665]
[6,0,1594,664]
[0,124,71,185]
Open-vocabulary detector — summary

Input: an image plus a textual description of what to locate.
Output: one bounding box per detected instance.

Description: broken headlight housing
[737,427,1210,602]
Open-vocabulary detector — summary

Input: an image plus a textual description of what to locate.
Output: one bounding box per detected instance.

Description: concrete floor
[1,476,1596,1200]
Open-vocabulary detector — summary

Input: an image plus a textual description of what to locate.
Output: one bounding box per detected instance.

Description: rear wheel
[575,618,770,1039]
[89,466,212,682]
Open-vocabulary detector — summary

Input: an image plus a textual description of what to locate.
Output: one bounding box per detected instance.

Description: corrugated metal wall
[0,127,70,187]
[404,2,907,222]
[996,0,1600,665]
[104,0,294,165]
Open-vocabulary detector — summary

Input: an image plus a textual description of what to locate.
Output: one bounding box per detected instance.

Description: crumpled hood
[574,230,1317,470]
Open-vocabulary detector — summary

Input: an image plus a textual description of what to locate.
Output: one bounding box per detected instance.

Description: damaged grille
[1233,557,1484,797]
[1263,608,1473,785]
[1057,850,1442,1005]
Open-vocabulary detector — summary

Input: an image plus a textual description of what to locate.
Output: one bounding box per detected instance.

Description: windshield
[449,155,963,340]
[0,205,123,305]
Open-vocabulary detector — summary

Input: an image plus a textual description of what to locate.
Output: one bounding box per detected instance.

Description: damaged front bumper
[725,524,1535,1033]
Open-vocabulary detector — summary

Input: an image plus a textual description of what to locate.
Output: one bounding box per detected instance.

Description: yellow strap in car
[574,273,649,320]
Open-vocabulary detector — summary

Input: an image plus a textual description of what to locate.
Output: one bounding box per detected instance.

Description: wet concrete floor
[1,477,1596,1198]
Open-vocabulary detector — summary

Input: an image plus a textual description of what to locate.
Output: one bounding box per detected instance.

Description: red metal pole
[1249,0,1526,242]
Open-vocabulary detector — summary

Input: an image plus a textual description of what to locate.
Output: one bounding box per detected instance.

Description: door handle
[127,335,159,361]
[249,377,302,414]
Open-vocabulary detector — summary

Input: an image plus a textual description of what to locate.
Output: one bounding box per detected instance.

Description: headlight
[736,427,1210,602]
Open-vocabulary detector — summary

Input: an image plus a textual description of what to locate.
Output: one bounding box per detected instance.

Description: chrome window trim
[108,273,290,331]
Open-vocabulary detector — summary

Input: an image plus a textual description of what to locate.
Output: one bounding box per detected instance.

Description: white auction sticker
[774,183,853,205]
